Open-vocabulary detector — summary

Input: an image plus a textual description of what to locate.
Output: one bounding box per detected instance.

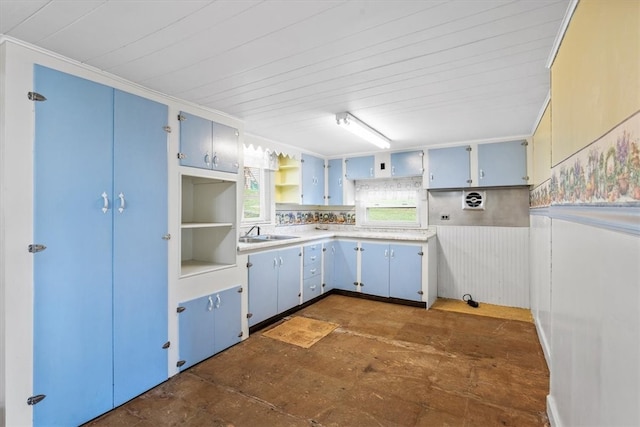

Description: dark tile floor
[86,295,550,426]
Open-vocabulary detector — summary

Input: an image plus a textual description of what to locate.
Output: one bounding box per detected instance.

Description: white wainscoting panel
[530,214,552,366]
[436,226,530,308]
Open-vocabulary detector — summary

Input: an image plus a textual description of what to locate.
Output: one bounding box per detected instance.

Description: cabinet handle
[101,192,110,213]
[369,167,373,177]
[310,285,316,291]
[273,258,278,268]
[391,166,395,175]
[310,268,317,274]
[215,294,221,309]
[480,169,485,179]
[338,177,342,186]
[118,192,126,213]
[390,249,394,259]
[430,173,434,181]
[384,249,388,258]
[310,255,316,261]
[279,257,284,266]
[207,296,214,312]
[212,154,218,166]
[204,153,211,166]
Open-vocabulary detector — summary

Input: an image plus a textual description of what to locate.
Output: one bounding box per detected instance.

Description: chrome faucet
[245,225,261,236]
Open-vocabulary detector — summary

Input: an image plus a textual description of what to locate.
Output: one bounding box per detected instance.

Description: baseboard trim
[547,394,562,427]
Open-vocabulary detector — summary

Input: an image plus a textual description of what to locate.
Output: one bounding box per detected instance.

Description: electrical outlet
[441,214,450,220]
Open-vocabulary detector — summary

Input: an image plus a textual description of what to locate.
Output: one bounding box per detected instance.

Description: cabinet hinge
[417,290,424,295]
[237,331,243,338]
[162,341,170,349]
[418,251,424,256]
[466,146,472,152]
[419,151,425,156]
[176,360,186,368]
[237,287,243,293]
[353,247,359,251]
[521,141,529,146]
[176,306,186,313]
[27,92,46,102]
[322,283,326,287]
[300,158,305,163]
[163,126,172,133]
[466,179,473,184]
[27,394,46,406]
[322,247,327,252]
[247,313,253,319]
[177,152,186,159]
[353,282,359,287]
[522,176,529,181]
[359,282,364,287]
[177,113,186,121]
[162,234,171,240]
[28,244,47,253]
[246,262,253,268]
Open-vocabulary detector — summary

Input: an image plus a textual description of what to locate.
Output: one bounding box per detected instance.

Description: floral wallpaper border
[276,210,356,225]
[533,111,640,208]
[530,179,551,208]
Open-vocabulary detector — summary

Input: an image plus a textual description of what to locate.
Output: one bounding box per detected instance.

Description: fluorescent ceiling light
[335,112,391,149]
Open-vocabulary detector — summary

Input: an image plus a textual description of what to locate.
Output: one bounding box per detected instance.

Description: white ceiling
[0,0,569,157]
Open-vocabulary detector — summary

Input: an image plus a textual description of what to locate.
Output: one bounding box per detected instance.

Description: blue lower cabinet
[178,285,242,370]
[303,243,321,302]
[389,244,423,301]
[248,247,301,326]
[360,242,391,297]
[303,276,322,302]
[333,240,358,291]
[322,241,336,293]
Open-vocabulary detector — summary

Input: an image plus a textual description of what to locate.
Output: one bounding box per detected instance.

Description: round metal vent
[462,191,485,210]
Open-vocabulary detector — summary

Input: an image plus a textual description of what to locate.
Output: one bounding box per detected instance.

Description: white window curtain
[243,144,278,170]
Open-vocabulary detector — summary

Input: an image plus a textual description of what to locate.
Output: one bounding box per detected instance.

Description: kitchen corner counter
[237,228,436,253]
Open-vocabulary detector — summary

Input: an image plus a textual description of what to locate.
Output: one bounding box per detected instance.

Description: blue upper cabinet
[301,153,325,205]
[390,150,424,177]
[345,155,374,180]
[327,158,343,205]
[477,140,528,187]
[427,146,471,188]
[179,111,239,173]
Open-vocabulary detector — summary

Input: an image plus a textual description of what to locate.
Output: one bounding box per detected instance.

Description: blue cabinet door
[212,121,239,173]
[277,246,302,312]
[323,241,336,293]
[389,244,423,301]
[477,140,527,186]
[345,155,374,180]
[112,90,168,406]
[327,158,343,205]
[179,111,212,169]
[334,240,358,291]
[360,243,390,297]
[301,154,325,205]
[391,150,424,177]
[33,66,114,426]
[248,251,279,326]
[213,286,242,353]
[427,146,471,188]
[178,295,216,370]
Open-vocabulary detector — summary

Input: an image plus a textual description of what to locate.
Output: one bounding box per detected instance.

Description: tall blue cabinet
[32,66,168,426]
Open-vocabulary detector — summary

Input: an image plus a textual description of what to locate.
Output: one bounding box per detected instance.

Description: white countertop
[237,228,436,253]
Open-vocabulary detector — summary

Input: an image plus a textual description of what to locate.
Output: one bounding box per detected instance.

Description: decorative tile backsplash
[275,210,356,225]
[531,110,640,208]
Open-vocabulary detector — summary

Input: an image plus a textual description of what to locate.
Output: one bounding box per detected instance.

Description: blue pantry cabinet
[327,158,344,205]
[390,150,424,177]
[360,242,422,301]
[178,111,239,173]
[33,66,168,426]
[301,153,325,205]
[345,155,375,180]
[248,247,301,326]
[427,146,471,188]
[177,285,242,371]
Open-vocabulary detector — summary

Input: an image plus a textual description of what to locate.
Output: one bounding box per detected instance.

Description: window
[242,166,271,223]
[356,177,422,228]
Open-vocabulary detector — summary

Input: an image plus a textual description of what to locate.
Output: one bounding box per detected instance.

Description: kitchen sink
[238,234,298,244]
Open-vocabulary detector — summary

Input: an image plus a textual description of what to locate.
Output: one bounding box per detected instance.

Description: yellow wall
[531,103,552,186]
[551,0,640,165]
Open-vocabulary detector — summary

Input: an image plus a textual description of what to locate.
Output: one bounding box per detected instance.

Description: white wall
[436,225,530,308]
